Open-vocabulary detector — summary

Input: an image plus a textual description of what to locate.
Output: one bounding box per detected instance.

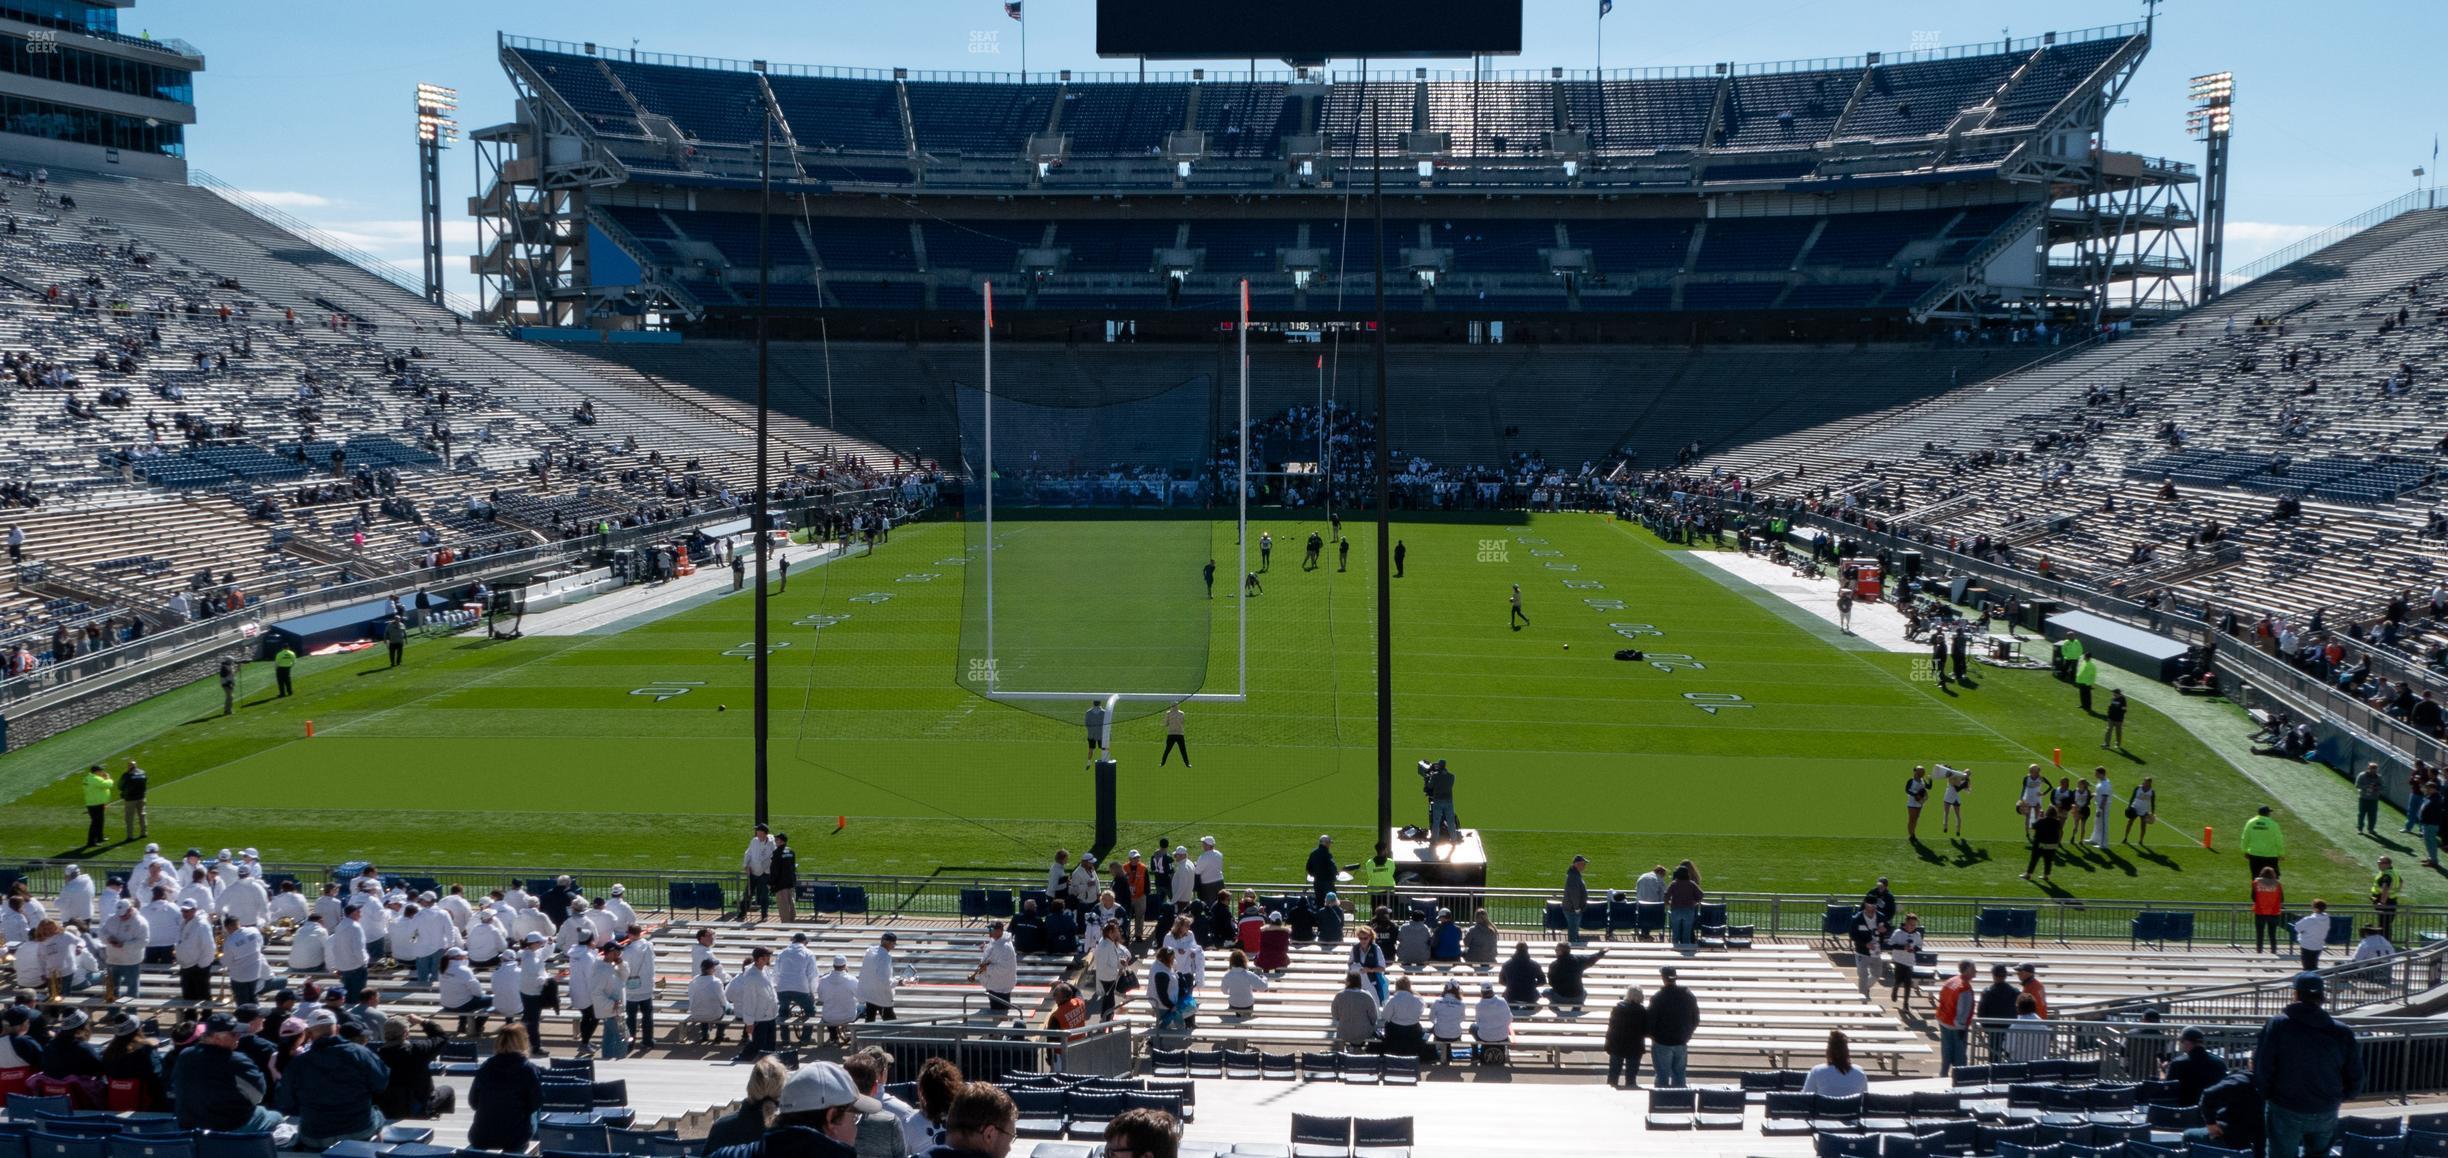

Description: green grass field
[0,511,2393,904]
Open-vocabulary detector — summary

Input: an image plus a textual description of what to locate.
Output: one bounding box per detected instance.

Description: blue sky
[152,0,2441,302]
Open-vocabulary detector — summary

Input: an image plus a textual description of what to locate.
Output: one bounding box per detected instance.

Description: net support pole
[982,281,995,688]
[1238,279,1250,698]
[1369,65,1395,851]
[752,109,772,828]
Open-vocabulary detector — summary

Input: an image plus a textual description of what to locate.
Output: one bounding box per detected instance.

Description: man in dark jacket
[172,1012,280,1132]
[1646,966,1701,1089]
[2254,973,2359,1158]
[1563,856,1590,944]
[707,1061,880,1158]
[276,1010,391,1149]
[1499,943,1543,1008]
[1306,836,1340,908]
[2189,1067,2264,1152]
[2165,1026,2231,1105]
[1976,964,2021,1057]
[1545,943,1607,1010]
[1606,988,1648,1088]
[771,833,800,925]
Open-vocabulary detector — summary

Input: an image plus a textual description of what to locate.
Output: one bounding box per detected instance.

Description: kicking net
[952,349,1240,723]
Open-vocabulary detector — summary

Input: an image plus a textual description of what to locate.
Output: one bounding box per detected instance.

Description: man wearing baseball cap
[276,1007,389,1150]
[2166,1026,2228,1104]
[172,1011,281,1132]
[2254,972,2359,1158]
[705,1061,879,1158]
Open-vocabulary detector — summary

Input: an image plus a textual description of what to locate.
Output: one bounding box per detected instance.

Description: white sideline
[519,540,845,637]
[1681,547,1929,654]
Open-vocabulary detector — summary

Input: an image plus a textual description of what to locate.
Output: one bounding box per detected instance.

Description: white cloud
[2220,221,2327,270]
[242,190,337,210]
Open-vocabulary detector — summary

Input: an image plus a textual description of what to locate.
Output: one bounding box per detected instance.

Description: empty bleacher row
[1700,205,2448,656]
[593,203,2035,312]
[506,29,2138,163]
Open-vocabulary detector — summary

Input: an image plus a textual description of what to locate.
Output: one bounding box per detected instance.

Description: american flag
[1600,0,1613,16]
[1005,1,1023,20]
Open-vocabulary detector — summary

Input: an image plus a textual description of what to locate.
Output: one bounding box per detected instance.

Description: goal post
[962,279,1250,710]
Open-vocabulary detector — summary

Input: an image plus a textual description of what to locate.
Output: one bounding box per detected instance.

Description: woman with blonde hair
[702,1055,791,1151]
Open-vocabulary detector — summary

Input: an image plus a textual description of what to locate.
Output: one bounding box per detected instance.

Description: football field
[0,511,2379,902]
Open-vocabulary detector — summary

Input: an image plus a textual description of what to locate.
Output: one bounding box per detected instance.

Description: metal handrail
[183,169,481,319]
[13,857,2448,952]
[2227,188,2448,289]
[500,23,2141,88]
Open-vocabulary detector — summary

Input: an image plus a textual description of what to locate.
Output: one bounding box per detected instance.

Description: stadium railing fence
[1963,1015,2448,1099]
[14,856,2448,961]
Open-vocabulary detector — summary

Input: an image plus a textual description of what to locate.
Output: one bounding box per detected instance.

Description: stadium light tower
[414,83,460,308]
[2187,71,2233,302]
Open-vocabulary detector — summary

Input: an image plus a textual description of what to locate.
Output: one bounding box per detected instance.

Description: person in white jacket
[687,928,730,985]
[172,901,217,1000]
[815,955,859,1045]
[584,900,623,948]
[399,902,451,984]
[55,865,94,928]
[1088,921,1132,1019]
[329,902,372,998]
[436,886,474,933]
[1428,980,1470,1063]
[858,933,901,1022]
[438,948,488,1034]
[601,884,637,932]
[556,898,595,956]
[622,931,659,1048]
[966,922,1020,1018]
[221,915,269,1005]
[686,958,731,1043]
[490,950,526,1032]
[267,880,309,927]
[289,910,329,979]
[588,941,629,1059]
[515,932,550,1050]
[219,868,269,928]
[140,888,180,957]
[1472,982,1514,1064]
[28,921,88,996]
[728,947,781,1060]
[357,898,392,966]
[464,909,507,968]
[775,932,820,1037]
[98,898,148,1000]
[568,934,603,1046]
[1219,949,1270,1016]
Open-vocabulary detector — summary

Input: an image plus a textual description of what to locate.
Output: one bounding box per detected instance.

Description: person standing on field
[1905,766,1933,840]
[1160,704,1190,767]
[2244,806,2285,880]
[118,760,148,841]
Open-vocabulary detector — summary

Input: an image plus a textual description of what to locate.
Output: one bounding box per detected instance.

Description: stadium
[0,0,2446,1152]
